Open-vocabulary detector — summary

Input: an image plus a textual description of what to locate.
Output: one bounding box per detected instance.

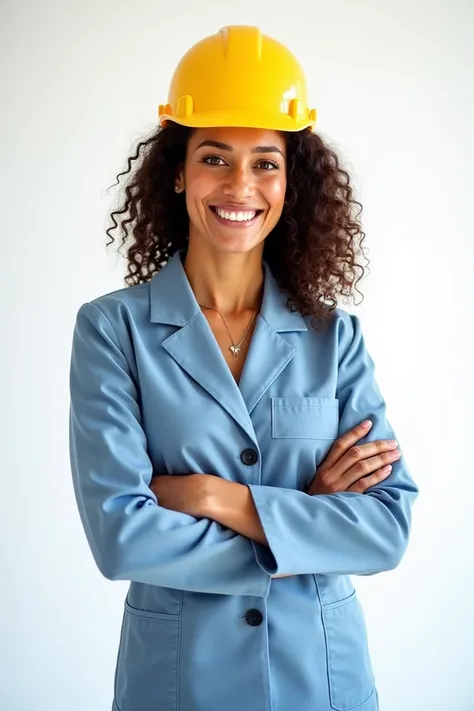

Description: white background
[2,1,473,709]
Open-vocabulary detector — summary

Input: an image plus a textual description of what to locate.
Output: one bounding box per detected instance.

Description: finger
[339,448,401,489]
[317,420,374,471]
[320,421,398,476]
[347,464,393,493]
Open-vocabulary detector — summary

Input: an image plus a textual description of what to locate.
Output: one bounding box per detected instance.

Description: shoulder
[301,304,361,346]
[297,305,369,372]
[74,280,151,332]
[90,280,150,315]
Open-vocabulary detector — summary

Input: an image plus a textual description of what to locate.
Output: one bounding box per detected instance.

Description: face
[177,126,287,254]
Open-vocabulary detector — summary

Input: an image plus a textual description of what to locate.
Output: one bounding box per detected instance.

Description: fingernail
[361,420,372,428]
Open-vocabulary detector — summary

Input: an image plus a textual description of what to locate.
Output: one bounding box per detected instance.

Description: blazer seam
[88,301,128,356]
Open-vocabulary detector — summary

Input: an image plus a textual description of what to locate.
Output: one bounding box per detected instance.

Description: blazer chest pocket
[271,397,339,440]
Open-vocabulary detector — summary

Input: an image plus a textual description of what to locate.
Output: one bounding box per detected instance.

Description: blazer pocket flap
[272,397,339,439]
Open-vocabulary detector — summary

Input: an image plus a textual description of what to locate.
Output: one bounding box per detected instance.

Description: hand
[307,420,401,496]
[272,573,294,578]
[149,473,212,518]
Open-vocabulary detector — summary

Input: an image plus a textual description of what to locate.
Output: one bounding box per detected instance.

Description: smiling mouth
[209,206,264,224]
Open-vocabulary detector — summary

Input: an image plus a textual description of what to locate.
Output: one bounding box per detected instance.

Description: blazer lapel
[149,249,308,442]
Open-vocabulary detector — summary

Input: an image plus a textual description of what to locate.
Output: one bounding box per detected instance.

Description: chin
[210,234,264,254]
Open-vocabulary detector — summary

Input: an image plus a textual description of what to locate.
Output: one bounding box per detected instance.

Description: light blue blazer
[69,248,418,711]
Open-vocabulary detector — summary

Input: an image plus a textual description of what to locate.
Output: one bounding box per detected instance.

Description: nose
[222,165,255,201]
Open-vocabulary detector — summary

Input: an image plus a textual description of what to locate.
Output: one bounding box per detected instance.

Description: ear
[175,165,185,192]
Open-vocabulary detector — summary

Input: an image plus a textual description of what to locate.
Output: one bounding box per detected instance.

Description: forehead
[188,126,286,153]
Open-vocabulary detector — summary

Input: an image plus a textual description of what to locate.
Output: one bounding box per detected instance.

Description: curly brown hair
[105,122,369,328]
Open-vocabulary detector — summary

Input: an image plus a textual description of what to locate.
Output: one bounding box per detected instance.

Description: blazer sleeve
[69,301,271,597]
[248,311,419,577]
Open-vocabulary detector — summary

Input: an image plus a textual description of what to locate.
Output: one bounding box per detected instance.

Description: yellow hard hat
[158,25,317,132]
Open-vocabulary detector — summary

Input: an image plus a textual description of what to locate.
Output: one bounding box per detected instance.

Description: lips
[210,203,264,210]
[209,205,264,228]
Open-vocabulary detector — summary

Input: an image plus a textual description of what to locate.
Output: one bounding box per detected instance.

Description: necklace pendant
[229,345,241,356]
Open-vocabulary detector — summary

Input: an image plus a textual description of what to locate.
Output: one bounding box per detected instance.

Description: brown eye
[202,155,226,166]
[257,160,280,170]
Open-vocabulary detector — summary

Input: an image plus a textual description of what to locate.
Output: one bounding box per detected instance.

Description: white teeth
[215,208,257,222]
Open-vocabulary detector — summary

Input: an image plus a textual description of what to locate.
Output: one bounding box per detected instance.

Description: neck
[182,240,264,316]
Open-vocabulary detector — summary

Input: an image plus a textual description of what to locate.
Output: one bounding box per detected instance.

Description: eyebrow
[194,139,284,157]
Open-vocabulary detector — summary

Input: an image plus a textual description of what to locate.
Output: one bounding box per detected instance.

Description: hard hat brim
[158,108,315,133]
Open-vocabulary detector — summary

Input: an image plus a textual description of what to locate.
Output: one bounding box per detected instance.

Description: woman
[69,25,418,711]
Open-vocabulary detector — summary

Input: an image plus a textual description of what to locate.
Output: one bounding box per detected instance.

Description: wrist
[200,475,226,519]
[202,478,245,522]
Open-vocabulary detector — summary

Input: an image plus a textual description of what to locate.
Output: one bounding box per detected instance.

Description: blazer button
[245,608,263,626]
[240,448,258,466]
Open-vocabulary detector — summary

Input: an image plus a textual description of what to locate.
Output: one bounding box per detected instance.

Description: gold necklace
[199,302,259,356]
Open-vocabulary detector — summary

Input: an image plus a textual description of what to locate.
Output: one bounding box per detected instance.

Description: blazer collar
[149,248,308,333]
[148,249,308,434]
